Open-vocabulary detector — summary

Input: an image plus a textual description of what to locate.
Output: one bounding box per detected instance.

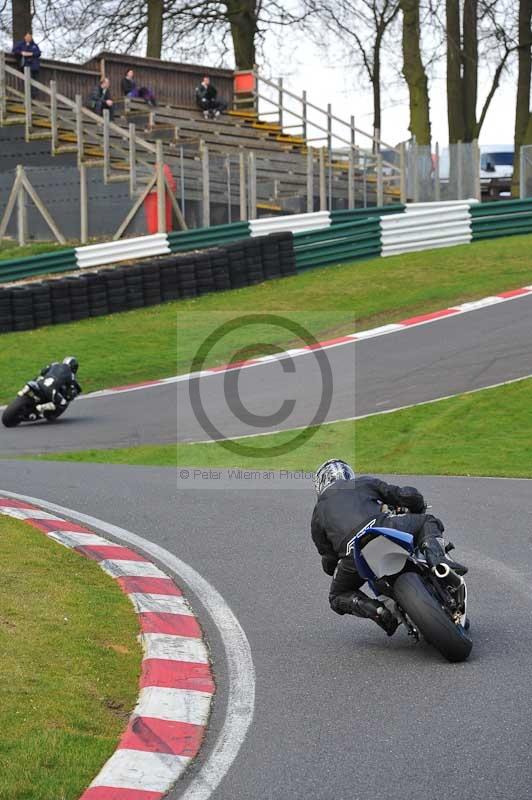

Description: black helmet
[314,459,355,496]
[63,356,79,373]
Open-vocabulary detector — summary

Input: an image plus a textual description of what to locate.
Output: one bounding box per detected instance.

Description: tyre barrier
[0,232,296,333]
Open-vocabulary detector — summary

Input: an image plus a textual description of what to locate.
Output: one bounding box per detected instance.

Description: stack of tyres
[225,240,248,289]
[271,232,296,275]
[65,276,90,321]
[158,256,180,302]
[243,239,264,285]
[142,262,162,306]
[0,288,13,333]
[105,268,128,313]
[32,282,53,327]
[194,253,216,296]
[10,286,34,331]
[260,236,282,280]
[86,272,109,317]
[124,265,145,309]
[176,257,197,298]
[49,281,72,325]
[209,248,231,292]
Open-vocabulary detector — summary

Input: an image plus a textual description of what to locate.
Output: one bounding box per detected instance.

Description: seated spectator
[13,32,41,97]
[121,68,156,107]
[195,75,227,120]
[89,77,114,119]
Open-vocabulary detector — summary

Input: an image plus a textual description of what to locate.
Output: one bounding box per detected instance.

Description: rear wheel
[2,396,32,428]
[394,571,472,663]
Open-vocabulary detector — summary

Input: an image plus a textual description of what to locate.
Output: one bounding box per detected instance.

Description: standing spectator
[89,77,114,119]
[13,32,41,97]
[195,75,227,120]
[121,68,156,107]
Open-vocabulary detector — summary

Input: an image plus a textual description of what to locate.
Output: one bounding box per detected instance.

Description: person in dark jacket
[13,32,41,79]
[33,356,82,415]
[121,69,156,107]
[13,32,41,97]
[195,75,227,119]
[89,77,114,119]
[311,459,467,636]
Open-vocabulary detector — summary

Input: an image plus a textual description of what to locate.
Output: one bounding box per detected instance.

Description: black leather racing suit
[35,363,82,411]
[311,477,445,624]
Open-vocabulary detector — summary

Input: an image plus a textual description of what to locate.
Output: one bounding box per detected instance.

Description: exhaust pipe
[433,563,450,579]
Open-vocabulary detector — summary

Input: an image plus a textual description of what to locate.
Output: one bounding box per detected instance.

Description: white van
[479,144,513,197]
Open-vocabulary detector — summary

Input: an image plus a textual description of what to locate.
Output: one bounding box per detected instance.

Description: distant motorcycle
[2,380,76,427]
[353,517,472,662]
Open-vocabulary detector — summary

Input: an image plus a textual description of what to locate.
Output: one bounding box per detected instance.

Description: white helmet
[314,459,355,496]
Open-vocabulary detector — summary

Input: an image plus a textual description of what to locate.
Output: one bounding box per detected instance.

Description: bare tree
[147,0,164,58]
[400,0,431,144]
[512,0,532,192]
[35,0,304,69]
[307,0,401,145]
[11,0,32,41]
[446,0,518,143]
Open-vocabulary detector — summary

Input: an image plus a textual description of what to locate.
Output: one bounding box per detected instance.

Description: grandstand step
[28,131,53,141]
[6,102,25,114]
[81,159,105,167]
[32,117,52,129]
[257,201,283,212]
[275,134,306,145]
[59,131,78,143]
[228,109,258,119]
[3,116,26,125]
[107,173,130,183]
[55,145,79,154]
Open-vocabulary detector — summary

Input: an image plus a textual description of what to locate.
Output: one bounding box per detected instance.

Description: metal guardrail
[0,248,77,282]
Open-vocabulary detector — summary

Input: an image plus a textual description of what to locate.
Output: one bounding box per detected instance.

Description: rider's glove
[398,486,426,514]
[321,555,338,576]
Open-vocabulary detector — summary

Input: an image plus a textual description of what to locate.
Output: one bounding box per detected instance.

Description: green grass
[0,241,73,261]
[0,514,142,800]
[1,234,532,405]
[34,377,532,478]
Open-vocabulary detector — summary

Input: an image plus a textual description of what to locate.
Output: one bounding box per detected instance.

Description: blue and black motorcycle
[353,524,472,662]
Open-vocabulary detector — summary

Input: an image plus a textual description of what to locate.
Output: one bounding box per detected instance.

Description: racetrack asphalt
[2,292,532,455]
[1,460,531,800]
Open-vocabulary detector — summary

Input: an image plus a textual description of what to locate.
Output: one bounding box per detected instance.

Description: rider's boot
[420,536,468,576]
[331,591,399,637]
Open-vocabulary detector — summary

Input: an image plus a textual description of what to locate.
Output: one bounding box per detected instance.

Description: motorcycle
[353,520,472,662]
[2,380,74,428]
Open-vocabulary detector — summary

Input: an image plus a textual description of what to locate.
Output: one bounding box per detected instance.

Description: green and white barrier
[2,198,532,285]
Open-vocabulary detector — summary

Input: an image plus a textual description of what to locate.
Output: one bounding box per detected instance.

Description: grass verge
[1,234,532,405]
[0,513,142,799]
[32,377,532,478]
[0,241,73,262]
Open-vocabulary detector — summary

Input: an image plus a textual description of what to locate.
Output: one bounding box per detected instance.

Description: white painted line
[142,632,210,664]
[0,489,256,800]
[89,749,189,792]
[185,371,532,445]
[136,686,213,725]
[129,592,194,616]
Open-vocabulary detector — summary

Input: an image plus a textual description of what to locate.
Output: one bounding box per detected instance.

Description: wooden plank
[0,169,23,239]
[21,170,66,243]
[114,173,156,239]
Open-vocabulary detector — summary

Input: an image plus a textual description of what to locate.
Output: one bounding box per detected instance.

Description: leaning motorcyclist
[33,356,82,415]
[311,459,467,637]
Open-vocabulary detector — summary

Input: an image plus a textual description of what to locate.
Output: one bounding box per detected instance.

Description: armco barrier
[294,217,381,270]
[381,205,471,257]
[0,233,296,333]
[329,204,405,223]
[249,211,331,237]
[167,221,251,252]
[470,197,532,241]
[75,233,170,269]
[0,248,77,283]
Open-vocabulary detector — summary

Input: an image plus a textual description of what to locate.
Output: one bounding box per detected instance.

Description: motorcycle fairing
[354,527,414,583]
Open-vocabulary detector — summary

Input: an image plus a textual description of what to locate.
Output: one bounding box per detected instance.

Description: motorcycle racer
[311,459,467,637]
[33,356,82,416]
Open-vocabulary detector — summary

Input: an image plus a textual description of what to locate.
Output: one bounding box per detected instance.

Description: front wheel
[2,396,32,428]
[394,571,472,663]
